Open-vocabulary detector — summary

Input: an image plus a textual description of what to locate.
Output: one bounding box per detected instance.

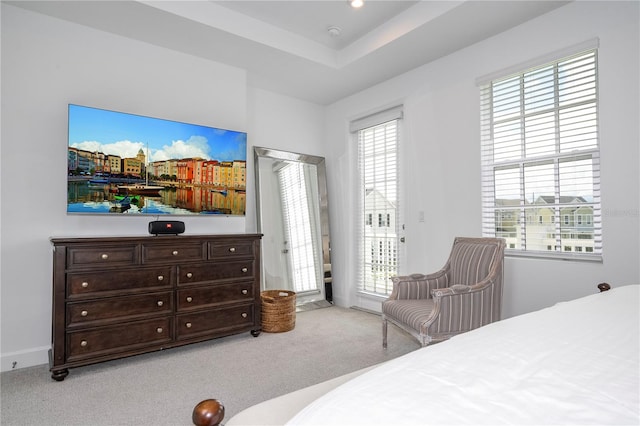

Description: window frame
[351,106,404,296]
[479,44,602,262]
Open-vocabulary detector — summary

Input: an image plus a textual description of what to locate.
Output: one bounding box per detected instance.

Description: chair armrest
[431,275,496,298]
[388,270,448,300]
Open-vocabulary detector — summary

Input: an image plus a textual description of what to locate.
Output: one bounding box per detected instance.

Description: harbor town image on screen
[67,104,247,216]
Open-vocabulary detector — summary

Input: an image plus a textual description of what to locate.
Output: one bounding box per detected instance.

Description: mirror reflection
[254,147,332,309]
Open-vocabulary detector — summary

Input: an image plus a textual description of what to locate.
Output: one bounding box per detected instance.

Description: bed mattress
[288,285,640,425]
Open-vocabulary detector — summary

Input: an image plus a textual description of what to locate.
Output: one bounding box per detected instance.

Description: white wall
[0,5,325,371]
[324,1,640,317]
[247,88,325,158]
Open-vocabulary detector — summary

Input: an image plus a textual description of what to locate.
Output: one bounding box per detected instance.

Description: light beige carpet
[1,306,418,426]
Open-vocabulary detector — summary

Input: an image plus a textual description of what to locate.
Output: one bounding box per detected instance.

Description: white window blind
[480,49,602,259]
[354,107,402,295]
[278,162,321,292]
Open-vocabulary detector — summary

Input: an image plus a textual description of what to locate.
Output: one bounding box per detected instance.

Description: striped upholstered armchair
[382,237,506,348]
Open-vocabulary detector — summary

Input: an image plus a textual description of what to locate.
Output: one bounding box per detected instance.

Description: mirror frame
[253,146,332,302]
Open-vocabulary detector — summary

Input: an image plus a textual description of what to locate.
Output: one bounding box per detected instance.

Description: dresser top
[50,234,263,244]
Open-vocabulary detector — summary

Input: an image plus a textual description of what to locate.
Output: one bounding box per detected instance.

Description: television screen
[67,104,247,216]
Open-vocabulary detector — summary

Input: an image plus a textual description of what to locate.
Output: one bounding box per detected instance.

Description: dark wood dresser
[49,234,262,381]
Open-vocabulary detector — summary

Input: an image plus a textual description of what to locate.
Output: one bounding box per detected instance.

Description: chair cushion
[383,299,435,333]
[449,242,498,286]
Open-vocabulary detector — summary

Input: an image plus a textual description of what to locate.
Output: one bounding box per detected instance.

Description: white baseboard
[350,306,381,316]
[1,346,49,372]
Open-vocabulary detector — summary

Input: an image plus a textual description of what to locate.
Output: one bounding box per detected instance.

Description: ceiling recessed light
[350,0,364,9]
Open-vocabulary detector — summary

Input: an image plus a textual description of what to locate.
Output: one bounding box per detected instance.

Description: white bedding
[288,285,640,425]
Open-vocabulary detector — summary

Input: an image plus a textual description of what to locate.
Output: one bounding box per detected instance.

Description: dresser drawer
[177,260,254,285]
[142,242,205,263]
[67,266,172,298]
[208,240,255,259]
[66,245,138,269]
[66,317,173,362]
[176,304,254,339]
[176,282,254,311]
[67,291,173,328]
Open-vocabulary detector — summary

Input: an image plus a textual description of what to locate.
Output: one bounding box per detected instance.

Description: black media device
[149,220,185,235]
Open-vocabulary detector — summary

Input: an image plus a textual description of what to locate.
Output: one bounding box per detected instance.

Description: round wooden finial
[597,282,611,292]
[192,399,225,426]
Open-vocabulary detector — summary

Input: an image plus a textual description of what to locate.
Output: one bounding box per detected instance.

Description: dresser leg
[51,368,69,381]
[250,329,261,337]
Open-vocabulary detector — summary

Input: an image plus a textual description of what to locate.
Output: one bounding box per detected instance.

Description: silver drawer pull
[241,312,248,318]
[186,272,193,278]
[172,250,179,256]
[186,322,192,328]
[156,327,163,333]
[81,310,88,317]
[81,282,89,288]
[229,247,236,253]
[157,275,164,281]
[242,267,248,273]
[101,254,109,260]
[241,289,248,295]
[157,301,164,307]
[80,340,88,347]
[186,297,193,303]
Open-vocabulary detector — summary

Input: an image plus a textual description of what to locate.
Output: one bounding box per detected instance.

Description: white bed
[197,285,639,425]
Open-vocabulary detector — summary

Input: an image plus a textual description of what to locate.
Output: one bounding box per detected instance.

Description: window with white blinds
[278,162,321,292]
[480,49,602,259]
[353,106,402,295]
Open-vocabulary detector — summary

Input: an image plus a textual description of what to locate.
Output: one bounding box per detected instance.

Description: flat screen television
[67,104,247,216]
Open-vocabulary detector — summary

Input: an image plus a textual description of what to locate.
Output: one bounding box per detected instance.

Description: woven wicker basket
[261,290,296,333]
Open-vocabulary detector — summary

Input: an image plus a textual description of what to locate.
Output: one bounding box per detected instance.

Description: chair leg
[382,316,388,349]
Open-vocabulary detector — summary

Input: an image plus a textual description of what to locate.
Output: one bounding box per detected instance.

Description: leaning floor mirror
[254,147,332,311]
